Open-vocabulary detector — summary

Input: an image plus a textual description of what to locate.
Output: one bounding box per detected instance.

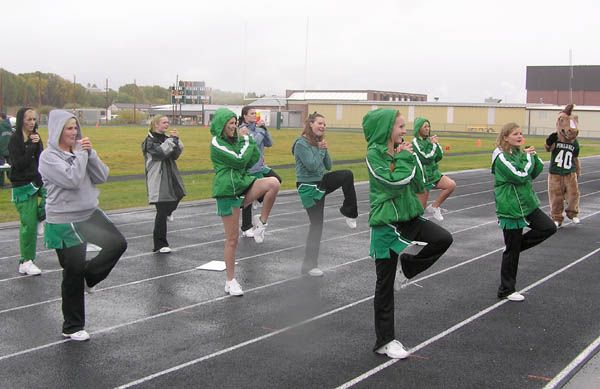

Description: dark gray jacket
[142,131,186,203]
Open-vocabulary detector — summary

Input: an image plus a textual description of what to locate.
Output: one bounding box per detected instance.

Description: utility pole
[0,69,4,113]
[105,78,109,125]
[569,49,573,104]
[133,79,137,125]
[37,72,42,108]
[73,75,77,111]
[175,74,179,125]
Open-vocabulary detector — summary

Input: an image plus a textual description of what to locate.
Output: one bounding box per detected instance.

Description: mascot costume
[545,104,581,227]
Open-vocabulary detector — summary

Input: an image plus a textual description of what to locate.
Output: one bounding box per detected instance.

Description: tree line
[0,68,172,113]
[0,68,262,113]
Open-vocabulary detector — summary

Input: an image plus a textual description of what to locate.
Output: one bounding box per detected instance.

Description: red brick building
[526,65,600,105]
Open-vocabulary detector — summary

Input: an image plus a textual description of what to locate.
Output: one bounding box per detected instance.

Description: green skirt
[297,183,325,209]
[44,222,85,249]
[369,224,413,260]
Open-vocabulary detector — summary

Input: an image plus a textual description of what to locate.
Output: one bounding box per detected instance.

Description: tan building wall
[307,102,528,134]
[526,107,600,138]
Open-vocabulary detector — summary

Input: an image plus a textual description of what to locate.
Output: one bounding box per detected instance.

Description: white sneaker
[426,205,444,221]
[394,270,409,291]
[158,247,172,254]
[86,243,102,252]
[307,268,324,277]
[554,220,562,228]
[572,217,581,224]
[18,260,42,276]
[252,214,266,244]
[167,215,174,222]
[375,340,410,359]
[506,292,525,302]
[345,217,357,229]
[224,278,244,296]
[62,330,90,341]
[240,228,255,238]
[37,221,45,236]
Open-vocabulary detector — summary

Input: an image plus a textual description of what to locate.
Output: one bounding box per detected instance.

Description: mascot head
[556,104,579,142]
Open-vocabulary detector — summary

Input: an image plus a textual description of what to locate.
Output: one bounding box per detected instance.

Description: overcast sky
[3,0,599,103]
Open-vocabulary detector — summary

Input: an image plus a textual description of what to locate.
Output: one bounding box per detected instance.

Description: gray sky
[3,0,599,103]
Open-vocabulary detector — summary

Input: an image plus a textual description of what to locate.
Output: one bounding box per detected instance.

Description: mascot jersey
[549,139,579,175]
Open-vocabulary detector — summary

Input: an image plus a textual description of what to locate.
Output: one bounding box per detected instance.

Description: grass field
[1,125,600,223]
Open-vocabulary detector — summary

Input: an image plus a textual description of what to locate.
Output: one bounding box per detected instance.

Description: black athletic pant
[374,217,453,350]
[56,210,127,334]
[241,170,282,232]
[299,170,358,273]
[498,208,556,298]
[153,200,180,251]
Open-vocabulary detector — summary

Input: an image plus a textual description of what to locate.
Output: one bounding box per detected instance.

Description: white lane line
[0,213,512,361]
[0,231,363,315]
[115,245,600,389]
[0,208,504,314]
[3,186,600,315]
[544,335,600,389]
[0,256,370,364]
[3,209,600,371]
[0,200,372,262]
[2,168,600,253]
[336,246,600,389]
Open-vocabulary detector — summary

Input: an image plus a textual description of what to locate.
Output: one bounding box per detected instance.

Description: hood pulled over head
[47,110,81,149]
[413,117,430,138]
[362,108,398,147]
[210,108,237,137]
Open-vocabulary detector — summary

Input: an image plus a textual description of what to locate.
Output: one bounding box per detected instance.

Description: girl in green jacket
[363,109,453,359]
[412,117,455,221]
[210,108,280,296]
[292,112,358,277]
[492,122,556,301]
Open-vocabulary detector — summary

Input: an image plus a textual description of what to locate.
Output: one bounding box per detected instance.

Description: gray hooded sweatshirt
[38,110,109,224]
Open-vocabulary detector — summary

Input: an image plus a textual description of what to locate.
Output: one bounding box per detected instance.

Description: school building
[295,101,600,138]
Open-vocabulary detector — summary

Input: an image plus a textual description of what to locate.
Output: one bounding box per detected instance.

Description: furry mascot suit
[545,104,581,227]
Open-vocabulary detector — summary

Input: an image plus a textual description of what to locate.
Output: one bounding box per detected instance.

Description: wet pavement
[1,157,599,388]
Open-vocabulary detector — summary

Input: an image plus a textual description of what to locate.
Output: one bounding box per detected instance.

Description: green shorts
[44,222,85,249]
[297,183,325,209]
[216,196,245,217]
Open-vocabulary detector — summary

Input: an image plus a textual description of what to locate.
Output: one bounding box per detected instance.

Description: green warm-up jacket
[210,108,260,198]
[363,108,425,226]
[411,117,443,188]
[491,147,543,226]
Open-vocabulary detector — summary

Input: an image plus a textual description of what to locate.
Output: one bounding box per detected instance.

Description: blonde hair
[63,117,77,130]
[496,122,521,152]
[149,115,167,131]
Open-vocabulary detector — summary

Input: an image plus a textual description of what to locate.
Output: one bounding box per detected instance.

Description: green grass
[2,126,600,223]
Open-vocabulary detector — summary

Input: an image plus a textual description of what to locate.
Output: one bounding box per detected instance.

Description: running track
[0,157,599,388]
